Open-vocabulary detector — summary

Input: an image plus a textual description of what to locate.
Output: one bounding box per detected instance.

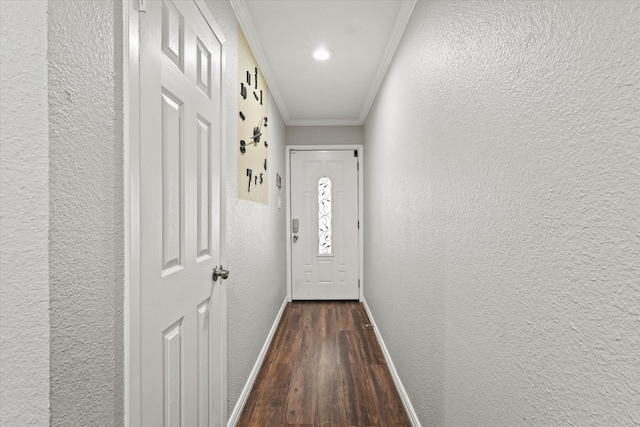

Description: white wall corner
[358,0,417,123]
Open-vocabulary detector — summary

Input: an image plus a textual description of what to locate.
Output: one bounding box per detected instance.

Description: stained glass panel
[318,177,332,255]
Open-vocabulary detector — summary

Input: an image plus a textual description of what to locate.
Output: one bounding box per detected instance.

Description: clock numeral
[246,71,251,86]
[263,116,268,127]
[240,83,247,99]
[254,67,258,89]
[260,90,263,105]
[239,111,245,121]
[264,140,268,148]
[259,173,264,185]
[264,159,267,170]
[239,140,246,154]
[254,175,258,185]
[253,91,259,101]
[246,168,253,192]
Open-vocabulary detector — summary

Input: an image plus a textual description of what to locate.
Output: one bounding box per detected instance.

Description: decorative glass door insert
[318,177,332,255]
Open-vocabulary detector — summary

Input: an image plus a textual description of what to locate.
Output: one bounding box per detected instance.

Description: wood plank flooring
[237,301,411,427]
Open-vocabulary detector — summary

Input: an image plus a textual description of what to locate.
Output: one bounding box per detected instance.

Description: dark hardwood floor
[237,301,411,427]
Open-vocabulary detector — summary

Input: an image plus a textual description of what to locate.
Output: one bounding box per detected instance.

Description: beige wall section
[0,1,50,425]
[364,1,640,425]
[202,0,288,419]
[286,125,364,146]
[237,26,269,203]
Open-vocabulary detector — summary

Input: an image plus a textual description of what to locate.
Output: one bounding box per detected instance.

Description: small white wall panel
[161,91,183,271]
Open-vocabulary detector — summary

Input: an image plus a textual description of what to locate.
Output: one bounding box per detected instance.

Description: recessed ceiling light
[313,48,331,61]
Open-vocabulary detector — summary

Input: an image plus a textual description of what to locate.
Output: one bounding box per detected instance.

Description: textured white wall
[203,1,288,418]
[48,1,125,425]
[0,1,50,425]
[364,1,640,425]
[286,125,364,146]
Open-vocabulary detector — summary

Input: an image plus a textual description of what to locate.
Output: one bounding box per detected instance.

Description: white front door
[290,150,360,300]
[138,1,225,425]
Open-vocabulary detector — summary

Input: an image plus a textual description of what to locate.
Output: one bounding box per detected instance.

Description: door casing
[124,1,228,425]
[285,145,364,302]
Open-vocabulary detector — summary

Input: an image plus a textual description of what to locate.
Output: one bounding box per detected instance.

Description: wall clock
[238,26,268,203]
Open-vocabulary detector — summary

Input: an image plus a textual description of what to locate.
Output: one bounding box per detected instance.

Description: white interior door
[138,1,225,425]
[290,150,360,300]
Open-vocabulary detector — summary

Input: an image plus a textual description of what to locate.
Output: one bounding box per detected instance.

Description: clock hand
[248,131,262,143]
[247,118,264,144]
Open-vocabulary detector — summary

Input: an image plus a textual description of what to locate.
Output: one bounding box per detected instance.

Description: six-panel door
[139,1,223,425]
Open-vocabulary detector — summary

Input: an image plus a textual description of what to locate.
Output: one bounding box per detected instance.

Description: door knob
[293,235,298,243]
[212,265,229,281]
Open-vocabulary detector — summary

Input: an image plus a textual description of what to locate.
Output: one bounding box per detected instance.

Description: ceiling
[230,0,417,126]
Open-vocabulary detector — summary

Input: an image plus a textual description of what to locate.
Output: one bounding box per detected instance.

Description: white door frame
[124,1,228,425]
[285,145,364,302]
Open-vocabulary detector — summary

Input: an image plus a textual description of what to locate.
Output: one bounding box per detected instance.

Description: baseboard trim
[362,298,422,427]
[227,296,289,427]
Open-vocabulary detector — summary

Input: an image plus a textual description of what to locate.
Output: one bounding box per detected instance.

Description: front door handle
[212,265,229,281]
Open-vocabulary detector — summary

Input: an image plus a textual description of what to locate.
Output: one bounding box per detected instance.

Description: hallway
[237,302,411,426]
[2,0,639,425]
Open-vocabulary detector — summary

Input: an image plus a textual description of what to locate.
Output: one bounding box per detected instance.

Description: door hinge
[357,161,359,170]
[138,0,147,13]
[354,150,358,157]
[357,220,360,229]
[358,279,360,288]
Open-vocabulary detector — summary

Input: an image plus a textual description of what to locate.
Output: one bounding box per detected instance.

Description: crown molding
[231,0,416,127]
[286,118,364,127]
[230,0,292,124]
[358,0,417,124]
